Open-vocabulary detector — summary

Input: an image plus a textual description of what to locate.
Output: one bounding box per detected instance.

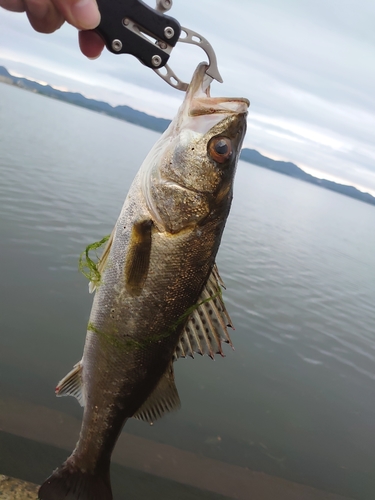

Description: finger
[52,0,100,30]
[0,0,26,12]
[24,0,64,33]
[79,30,104,59]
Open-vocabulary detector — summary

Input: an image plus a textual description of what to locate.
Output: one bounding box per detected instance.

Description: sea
[0,82,375,500]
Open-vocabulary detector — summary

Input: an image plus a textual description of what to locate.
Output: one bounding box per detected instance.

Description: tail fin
[38,461,112,500]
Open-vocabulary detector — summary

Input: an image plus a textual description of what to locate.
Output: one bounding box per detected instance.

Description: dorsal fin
[133,363,180,424]
[174,264,234,360]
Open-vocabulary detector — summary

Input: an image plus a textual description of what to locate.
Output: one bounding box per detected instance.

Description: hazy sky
[0,0,374,194]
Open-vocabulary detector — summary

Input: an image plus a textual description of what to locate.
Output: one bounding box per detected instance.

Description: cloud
[0,0,374,192]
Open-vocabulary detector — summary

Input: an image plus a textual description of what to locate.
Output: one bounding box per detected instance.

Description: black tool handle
[95,0,181,68]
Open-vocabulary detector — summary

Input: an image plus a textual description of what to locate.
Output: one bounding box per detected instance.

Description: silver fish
[39,63,249,500]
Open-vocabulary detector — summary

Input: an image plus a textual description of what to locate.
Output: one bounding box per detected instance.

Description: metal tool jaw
[95,0,223,91]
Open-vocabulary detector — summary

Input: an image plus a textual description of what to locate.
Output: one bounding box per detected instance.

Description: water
[1,83,375,500]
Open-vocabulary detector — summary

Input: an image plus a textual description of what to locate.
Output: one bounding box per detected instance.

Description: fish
[38,63,249,500]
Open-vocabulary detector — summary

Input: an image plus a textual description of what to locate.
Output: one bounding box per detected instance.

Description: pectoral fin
[125,220,153,295]
[133,363,180,424]
[174,264,234,360]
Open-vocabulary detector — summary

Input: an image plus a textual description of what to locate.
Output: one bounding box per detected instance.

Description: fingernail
[71,0,100,29]
[87,55,100,60]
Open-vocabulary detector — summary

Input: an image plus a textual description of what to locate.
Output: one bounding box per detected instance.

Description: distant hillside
[1,65,374,207]
[240,149,375,206]
[0,66,169,133]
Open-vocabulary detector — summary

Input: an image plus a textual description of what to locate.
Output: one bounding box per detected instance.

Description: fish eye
[208,137,233,164]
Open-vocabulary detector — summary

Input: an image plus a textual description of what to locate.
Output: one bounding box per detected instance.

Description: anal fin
[55,361,85,407]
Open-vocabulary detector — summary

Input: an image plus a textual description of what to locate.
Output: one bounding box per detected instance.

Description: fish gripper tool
[94,0,223,91]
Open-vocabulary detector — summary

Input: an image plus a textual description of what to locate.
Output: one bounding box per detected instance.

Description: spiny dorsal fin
[133,363,180,424]
[174,264,234,360]
[125,220,153,295]
[89,228,115,293]
[55,361,85,407]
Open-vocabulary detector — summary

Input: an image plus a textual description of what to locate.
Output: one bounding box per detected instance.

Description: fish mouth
[186,63,249,115]
[176,63,249,134]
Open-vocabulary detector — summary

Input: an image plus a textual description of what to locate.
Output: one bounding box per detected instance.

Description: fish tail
[38,460,112,500]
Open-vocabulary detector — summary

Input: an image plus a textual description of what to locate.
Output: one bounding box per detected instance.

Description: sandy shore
[0,475,38,500]
[0,397,353,500]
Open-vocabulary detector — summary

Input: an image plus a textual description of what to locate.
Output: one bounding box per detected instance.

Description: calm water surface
[1,83,375,499]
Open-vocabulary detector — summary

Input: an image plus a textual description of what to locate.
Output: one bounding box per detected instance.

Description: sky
[0,0,374,194]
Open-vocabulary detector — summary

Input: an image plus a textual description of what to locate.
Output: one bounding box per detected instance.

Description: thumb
[52,0,100,30]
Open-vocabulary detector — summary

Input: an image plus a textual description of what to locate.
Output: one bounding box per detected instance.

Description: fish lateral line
[86,290,223,352]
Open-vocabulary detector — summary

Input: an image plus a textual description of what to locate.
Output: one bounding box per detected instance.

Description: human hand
[0,0,105,59]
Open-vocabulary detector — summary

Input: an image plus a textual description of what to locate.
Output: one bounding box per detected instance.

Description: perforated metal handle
[95,0,181,69]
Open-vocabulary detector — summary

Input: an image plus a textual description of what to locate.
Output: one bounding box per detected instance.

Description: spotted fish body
[39,63,249,500]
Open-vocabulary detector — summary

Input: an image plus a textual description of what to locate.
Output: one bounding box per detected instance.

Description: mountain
[0,66,169,132]
[240,149,375,206]
[1,65,374,207]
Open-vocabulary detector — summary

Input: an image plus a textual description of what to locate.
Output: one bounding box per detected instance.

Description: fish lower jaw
[189,97,250,117]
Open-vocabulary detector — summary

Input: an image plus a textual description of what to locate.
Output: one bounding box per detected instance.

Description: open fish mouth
[175,63,249,134]
[187,63,249,114]
[189,97,249,116]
